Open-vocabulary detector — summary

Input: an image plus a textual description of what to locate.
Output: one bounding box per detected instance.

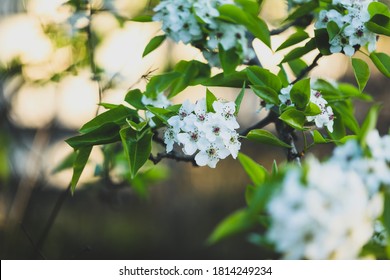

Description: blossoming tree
[60,0,390,259]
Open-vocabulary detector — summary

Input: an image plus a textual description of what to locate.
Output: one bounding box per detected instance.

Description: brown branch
[239,111,278,136]
[84,0,103,116]
[152,133,166,147]
[270,21,297,36]
[275,119,302,164]
[292,53,323,84]
[149,152,197,166]
[32,184,71,259]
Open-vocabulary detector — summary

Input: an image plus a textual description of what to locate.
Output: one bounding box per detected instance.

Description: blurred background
[0,0,389,259]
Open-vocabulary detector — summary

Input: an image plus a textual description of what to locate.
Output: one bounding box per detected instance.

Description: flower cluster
[266,130,390,259]
[267,157,383,259]
[279,85,335,132]
[153,0,255,66]
[315,0,377,56]
[164,98,241,168]
[141,92,171,127]
[330,130,390,195]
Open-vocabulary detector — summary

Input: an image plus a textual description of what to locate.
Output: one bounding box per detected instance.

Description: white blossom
[372,221,388,247]
[279,85,293,106]
[164,98,241,168]
[154,0,255,67]
[224,132,241,159]
[212,100,240,130]
[366,130,390,162]
[315,0,377,56]
[164,127,178,153]
[267,156,383,259]
[153,0,202,44]
[329,131,390,195]
[195,139,230,168]
[279,86,335,132]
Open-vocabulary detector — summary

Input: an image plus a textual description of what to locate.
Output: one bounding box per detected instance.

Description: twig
[32,184,71,259]
[20,224,46,260]
[275,119,301,165]
[239,111,278,136]
[270,21,296,36]
[152,133,166,147]
[84,0,103,116]
[149,152,197,166]
[292,53,323,84]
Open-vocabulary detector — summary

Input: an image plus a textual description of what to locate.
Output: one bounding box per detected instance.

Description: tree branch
[239,111,278,136]
[149,152,197,166]
[292,53,323,84]
[84,0,103,116]
[275,119,302,164]
[32,184,71,259]
[270,21,297,36]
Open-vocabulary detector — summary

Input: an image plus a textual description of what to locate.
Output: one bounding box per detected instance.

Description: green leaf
[366,14,390,36]
[285,0,319,22]
[276,30,309,51]
[120,127,153,179]
[145,106,176,124]
[351,58,370,92]
[79,105,136,133]
[247,129,292,148]
[218,4,270,47]
[248,17,271,48]
[219,44,240,75]
[245,184,256,206]
[326,21,340,41]
[314,28,332,55]
[98,103,120,109]
[142,35,166,57]
[338,83,372,101]
[250,85,280,105]
[169,60,211,98]
[272,160,278,175]
[70,146,92,194]
[368,1,390,17]
[248,180,277,214]
[332,101,360,134]
[131,15,153,22]
[277,65,290,87]
[312,79,372,102]
[235,82,246,114]
[329,110,346,140]
[279,108,306,130]
[359,104,381,147]
[370,52,390,78]
[281,38,316,63]
[312,130,331,144]
[234,0,260,16]
[290,78,310,110]
[125,89,146,110]
[383,192,390,237]
[206,89,218,113]
[246,66,282,92]
[237,153,268,186]
[207,209,257,244]
[304,102,321,116]
[52,152,77,174]
[66,123,121,149]
[145,72,182,98]
[288,58,308,77]
[202,70,247,87]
